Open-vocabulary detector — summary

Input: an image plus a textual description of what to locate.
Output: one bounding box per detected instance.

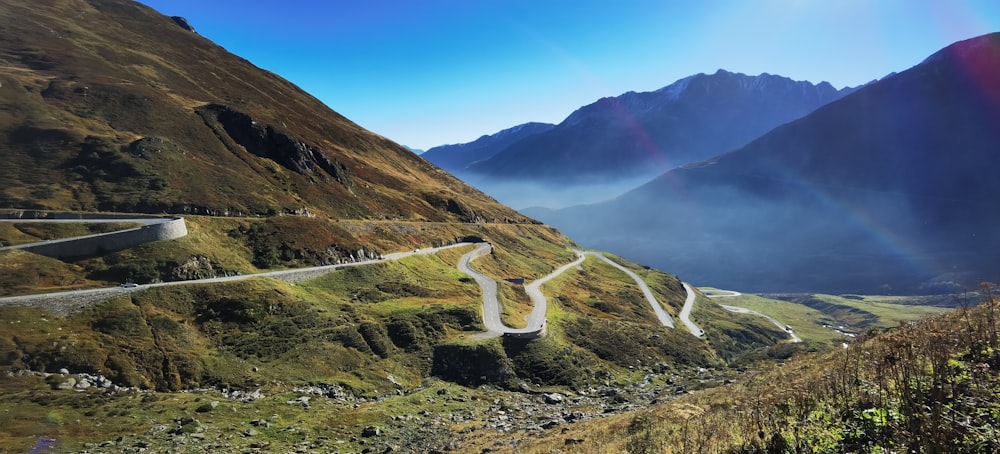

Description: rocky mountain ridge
[533,33,1000,294]
[425,69,856,208]
[421,121,555,172]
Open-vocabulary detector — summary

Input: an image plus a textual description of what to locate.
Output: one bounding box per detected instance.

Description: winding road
[699,287,801,343]
[719,304,802,343]
[458,245,689,339]
[678,283,703,337]
[457,243,586,338]
[1,220,712,342]
[583,252,675,328]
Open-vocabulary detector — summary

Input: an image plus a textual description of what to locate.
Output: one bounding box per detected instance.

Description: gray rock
[195,401,218,413]
[362,426,380,437]
[543,393,564,404]
[286,395,311,407]
[58,378,76,390]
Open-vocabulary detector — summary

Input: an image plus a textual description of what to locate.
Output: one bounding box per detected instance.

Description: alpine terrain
[0,1,833,452]
[425,70,857,208]
[534,33,1000,295]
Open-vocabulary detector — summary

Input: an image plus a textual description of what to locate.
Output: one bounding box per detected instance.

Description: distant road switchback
[458,246,700,340]
[701,287,801,343]
[678,283,704,337]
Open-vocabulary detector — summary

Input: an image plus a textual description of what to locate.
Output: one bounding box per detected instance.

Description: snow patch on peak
[495,122,552,138]
[654,73,701,101]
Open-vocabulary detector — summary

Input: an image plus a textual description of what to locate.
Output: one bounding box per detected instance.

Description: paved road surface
[0,243,473,313]
[702,289,742,298]
[456,243,504,337]
[697,287,800,343]
[678,283,704,337]
[523,250,586,330]
[720,305,802,343]
[458,243,585,338]
[584,252,675,328]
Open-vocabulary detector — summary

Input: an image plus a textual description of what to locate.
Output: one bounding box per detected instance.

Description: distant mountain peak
[421,122,555,172]
[653,73,698,101]
[533,32,1000,294]
[563,70,850,130]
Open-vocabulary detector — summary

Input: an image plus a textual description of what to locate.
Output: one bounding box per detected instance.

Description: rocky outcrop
[170,16,195,33]
[431,342,516,388]
[198,104,351,187]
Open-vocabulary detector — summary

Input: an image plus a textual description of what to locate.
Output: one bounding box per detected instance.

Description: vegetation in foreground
[0,217,778,452]
[0,217,960,453]
[512,284,997,453]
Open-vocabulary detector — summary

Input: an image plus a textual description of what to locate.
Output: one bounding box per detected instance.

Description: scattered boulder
[543,393,564,404]
[250,419,270,428]
[286,395,311,407]
[57,377,76,390]
[194,401,218,413]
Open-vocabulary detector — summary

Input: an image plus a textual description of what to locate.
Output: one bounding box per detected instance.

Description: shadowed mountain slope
[0,0,528,223]
[421,122,555,173]
[534,33,1000,294]
[427,71,855,184]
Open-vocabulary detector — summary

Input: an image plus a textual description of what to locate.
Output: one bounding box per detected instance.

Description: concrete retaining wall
[502,325,546,340]
[5,216,187,259]
[1,211,168,221]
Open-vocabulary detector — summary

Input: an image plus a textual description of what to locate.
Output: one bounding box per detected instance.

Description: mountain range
[530,33,1000,294]
[424,70,858,208]
[0,1,994,452]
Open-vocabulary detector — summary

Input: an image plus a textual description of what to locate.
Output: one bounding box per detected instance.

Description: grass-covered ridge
[511,286,991,453]
[0,215,959,452]
[0,217,820,452]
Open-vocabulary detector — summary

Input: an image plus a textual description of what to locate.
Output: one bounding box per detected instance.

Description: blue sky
[138,1,1000,150]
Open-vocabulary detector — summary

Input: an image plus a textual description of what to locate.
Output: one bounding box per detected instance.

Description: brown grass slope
[0,0,528,223]
[513,286,999,453]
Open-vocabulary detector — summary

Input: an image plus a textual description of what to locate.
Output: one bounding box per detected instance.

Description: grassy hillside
[509,286,994,453]
[0,216,808,452]
[698,289,950,347]
[0,0,531,224]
